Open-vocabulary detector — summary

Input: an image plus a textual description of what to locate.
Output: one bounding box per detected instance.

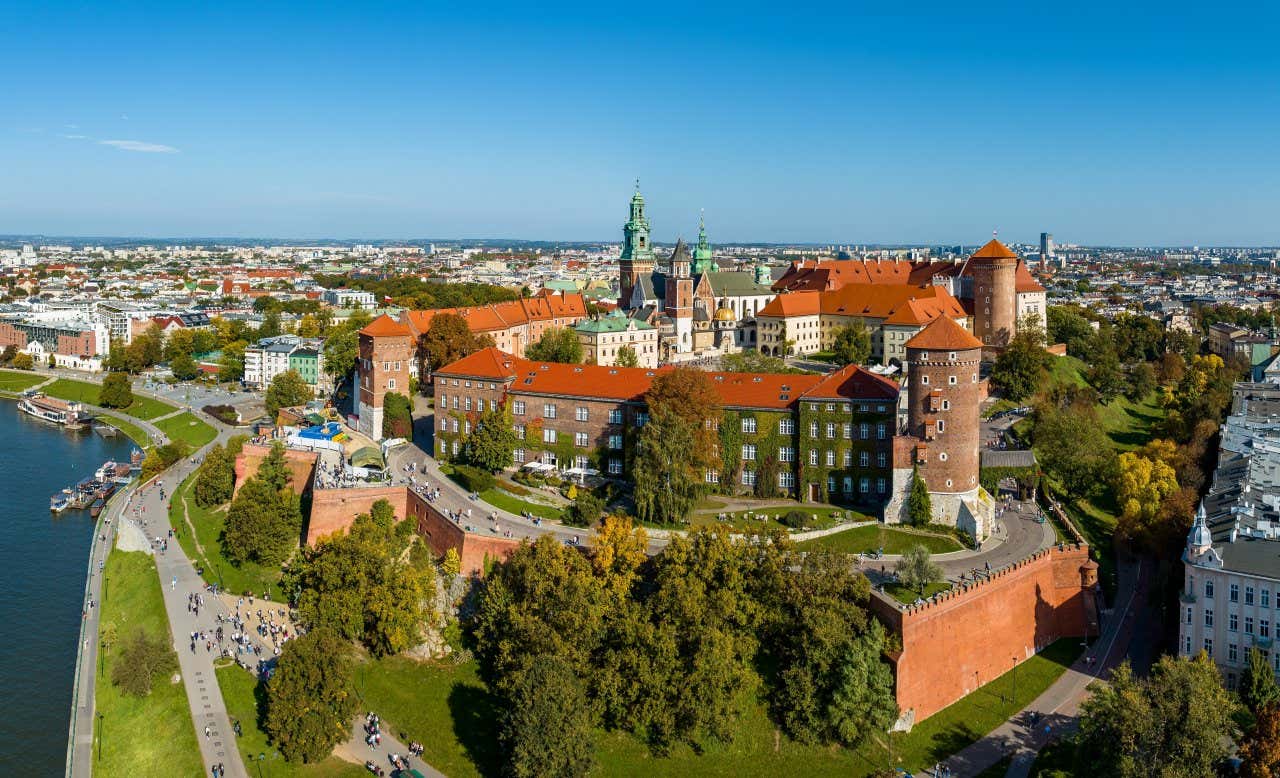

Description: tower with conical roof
[968,235,1019,348]
[693,211,716,274]
[618,182,655,307]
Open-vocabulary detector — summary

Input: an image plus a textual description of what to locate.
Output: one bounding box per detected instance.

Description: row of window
[1196,608,1273,638]
[511,448,626,475]
[1192,637,1280,671]
[1195,578,1276,608]
[707,469,888,494]
[738,417,889,440]
[439,394,498,414]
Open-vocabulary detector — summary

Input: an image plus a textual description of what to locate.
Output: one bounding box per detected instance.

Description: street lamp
[1011,655,1019,707]
[256,752,265,778]
[97,712,103,761]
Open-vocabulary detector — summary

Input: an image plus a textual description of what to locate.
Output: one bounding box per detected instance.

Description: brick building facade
[355,315,414,440]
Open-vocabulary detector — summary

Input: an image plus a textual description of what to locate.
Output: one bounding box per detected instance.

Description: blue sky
[3,2,1279,245]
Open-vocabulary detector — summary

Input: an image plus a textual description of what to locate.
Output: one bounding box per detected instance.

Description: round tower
[905,315,983,505]
[969,238,1019,348]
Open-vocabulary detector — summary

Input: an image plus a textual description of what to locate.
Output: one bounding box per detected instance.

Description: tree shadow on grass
[448,680,504,777]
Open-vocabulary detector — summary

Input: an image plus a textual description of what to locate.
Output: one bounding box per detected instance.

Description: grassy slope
[168,473,282,596]
[687,504,866,533]
[95,412,154,450]
[216,664,368,777]
[93,549,202,778]
[0,368,47,392]
[360,639,1080,778]
[797,524,962,555]
[44,377,176,421]
[155,411,217,448]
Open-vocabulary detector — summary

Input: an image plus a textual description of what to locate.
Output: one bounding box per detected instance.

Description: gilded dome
[714,306,736,322]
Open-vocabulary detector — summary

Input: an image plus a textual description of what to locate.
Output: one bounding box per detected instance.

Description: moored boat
[17,393,93,429]
[89,498,105,518]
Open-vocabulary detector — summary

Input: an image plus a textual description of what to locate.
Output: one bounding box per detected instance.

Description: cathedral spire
[693,209,716,274]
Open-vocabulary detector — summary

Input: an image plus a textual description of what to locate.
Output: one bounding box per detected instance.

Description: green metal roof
[574,309,654,334]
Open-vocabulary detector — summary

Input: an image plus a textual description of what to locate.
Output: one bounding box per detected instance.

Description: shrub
[452,464,496,493]
[111,629,178,697]
[781,510,809,529]
[202,404,240,425]
[563,491,605,528]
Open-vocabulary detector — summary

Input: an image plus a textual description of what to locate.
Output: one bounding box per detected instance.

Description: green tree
[441,547,461,578]
[110,629,178,698]
[908,466,932,527]
[989,324,1049,402]
[501,655,596,778]
[719,349,810,375]
[98,372,134,409]
[421,312,483,373]
[831,321,872,365]
[218,339,247,382]
[321,310,372,380]
[615,344,639,368]
[382,391,413,440]
[1033,397,1116,497]
[525,327,584,364]
[632,368,722,525]
[461,403,517,472]
[1242,647,1280,715]
[1087,340,1126,404]
[265,369,313,418]
[259,309,284,339]
[0,344,16,365]
[1047,305,1096,355]
[193,443,236,507]
[563,490,605,528]
[265,628,357,763]
[223,444,302,566]
[1126,361,1158,402]
[1074,654,1237,778]
[895,544,942,595]
[170,351,199,381]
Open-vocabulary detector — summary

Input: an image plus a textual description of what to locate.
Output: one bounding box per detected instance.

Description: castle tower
[968,237,1019,348]
[618,183,655,307]
[355,314,414,441]
[693,211,717,275]
[666,239,694,352]
[903,315,987,536]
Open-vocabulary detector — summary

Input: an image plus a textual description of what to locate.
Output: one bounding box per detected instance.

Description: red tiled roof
[401,293,588,336]
[970,238,1019,260]
[359,314,412,338]
[819,283,967,326]
[757,291,821,318]
[904,315,982,351]
[804,364,901,401]
[1014,260,1045,293]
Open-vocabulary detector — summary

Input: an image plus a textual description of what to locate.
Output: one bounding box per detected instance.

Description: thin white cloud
[65,123,78,129]
[99,139,179,153]
[59,133,88,140]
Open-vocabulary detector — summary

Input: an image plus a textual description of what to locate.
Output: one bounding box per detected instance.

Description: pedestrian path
[334,717,445,777]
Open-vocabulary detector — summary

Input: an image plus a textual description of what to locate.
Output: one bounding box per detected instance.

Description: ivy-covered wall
[716,408,794,497]
[796,398,894,508]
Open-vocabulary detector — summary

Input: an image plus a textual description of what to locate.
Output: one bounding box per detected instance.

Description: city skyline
[4,2,1280,244]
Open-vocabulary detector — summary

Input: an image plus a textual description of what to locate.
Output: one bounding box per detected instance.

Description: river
[0,407,136,774]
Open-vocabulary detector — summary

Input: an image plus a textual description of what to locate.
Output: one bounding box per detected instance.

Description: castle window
[463,421,471,435]
[742,444,757,461]
[809,422,819,437]
[514,449,525,463]
[860,423,870,439]
[513,401,525,415]
[921,375,929,385]
[575,432,589,447]
[779,471,795,489]
[742,417,757,434]
[845,450,853,467]
[877,452,887,467]
[576,406,589,422]
[608,434,622,450]
[388,379,396,390]
[860,451,869,467]
[920,352,928,360]
[946,479,953,488]
[609,409,623,424]
[843,423,852,439]
[949,352,956,361]
[609,458,623,475]
[939,452,948,461]
[779,419,795,435]
[825,450,835,467]
[877,478,886,493]
[544,403,557,419]
[1231,584,1240,603]
[948,376,957,385]
[877,423,886,439]
[514,424,526,438]
[1247,587,1256,605]
[859,477,870,493]
[742,470,757,486]
[809,449,818,466]
[937,420,946,433]
[1206,580,1214,597]
[826,422,835,439]
[942,400,951,411]
[543,429,557,444]
[464,397,472,411]
[779,447,795,463]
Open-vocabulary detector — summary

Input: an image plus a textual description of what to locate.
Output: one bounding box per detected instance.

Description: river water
[0,408,136,774]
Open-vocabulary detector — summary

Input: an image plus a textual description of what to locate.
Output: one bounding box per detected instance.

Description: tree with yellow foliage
[591,516,648,602]
[1115,450,1179,546]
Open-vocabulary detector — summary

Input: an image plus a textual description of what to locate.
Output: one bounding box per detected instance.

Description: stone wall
[869,543,1098,723]
[306,485,410,545]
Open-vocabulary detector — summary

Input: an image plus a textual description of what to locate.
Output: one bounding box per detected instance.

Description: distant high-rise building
[1039,232,1055,265]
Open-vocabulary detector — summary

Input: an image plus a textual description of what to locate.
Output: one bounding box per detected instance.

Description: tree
[290,502,435,655]
[265,628,357,763]
[259,310,284,339]
[265,369,313,418]
[1074,654,1237,778]
[615,344,639,368]
[1032,398,1116,498]
[441,547,461,578]
[632,369,721,525]
[110,629,177,698]
[296,313,322,338]
[989,326,1049,402]
[1046,305,1096,356]
[1126,361,1158,402]
[1242,647,1280,715]
[831,321,872,365]
[500,655,596,778]
[10,352,32,370]
[895,545,942,596]
[99,372,134,409]
[591,516,647,602]
[461,403,517,472]
[1087,340,1125,404]
[1241,703,1280,778]
[563,490,605,528]
[223,443,302,566]
[382,391,413,441]
[218,339,247,382]
[908,466,932,527]
[170,351,199,381]
[194,444,236,507]
[321,310,372,380]
[525,327,583,364]
[421,312,483,373]
[1114,450,1179,547]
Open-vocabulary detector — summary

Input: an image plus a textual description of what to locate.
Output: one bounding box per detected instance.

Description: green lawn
[168,473,283,596]
[688,504,867,533]
[357,638,1082,778]
[0,369,46,392]
[155,411,217,448]
[44,377,177,420]
[216,664,369,777]
[93,549,202,778]
[96,412,155,450]
[797,524,963,556]
[480,487,565,521]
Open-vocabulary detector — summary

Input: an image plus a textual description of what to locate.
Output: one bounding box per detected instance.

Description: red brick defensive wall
[233,444,318,497]
[869,543,1099,723]
[303,485,519,576]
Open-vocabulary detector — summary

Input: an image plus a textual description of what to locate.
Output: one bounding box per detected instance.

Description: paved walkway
[334,717,445,777]
[934,556,1147,778]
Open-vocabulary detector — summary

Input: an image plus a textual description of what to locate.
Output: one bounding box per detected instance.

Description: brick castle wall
[233,444,318,497]
[306,485,410,545]
[869,544,1096,723]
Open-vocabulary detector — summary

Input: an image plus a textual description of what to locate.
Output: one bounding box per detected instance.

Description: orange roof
[436,347,826,410]
[1014,260,1045,293]
[904,315,982,351]
[401,293,588,336]
[757,291,821,318]
[970,239,1019,260]
[359,314,412,338]
[804,364,900,401]
[818,283,967,326]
